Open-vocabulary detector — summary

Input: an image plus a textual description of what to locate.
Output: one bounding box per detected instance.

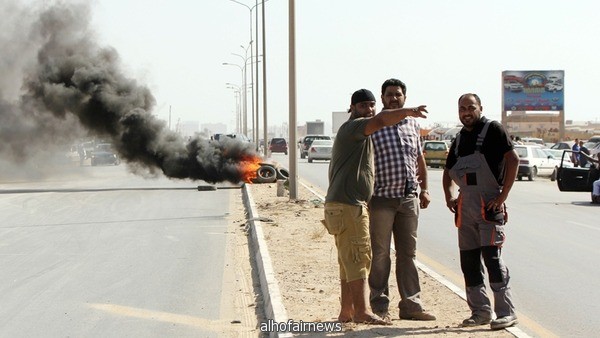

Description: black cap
[351,89,376,105]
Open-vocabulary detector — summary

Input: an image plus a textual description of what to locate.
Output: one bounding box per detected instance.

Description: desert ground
[233,181,515,337]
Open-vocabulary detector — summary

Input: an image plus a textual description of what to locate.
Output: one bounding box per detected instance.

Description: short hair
[381,78,407,96]
[458,93,482,106]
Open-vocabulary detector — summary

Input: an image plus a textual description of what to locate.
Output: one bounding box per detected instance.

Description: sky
[6,0,600,134]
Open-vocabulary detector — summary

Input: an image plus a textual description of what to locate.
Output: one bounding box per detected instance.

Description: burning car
[91,143,120,166]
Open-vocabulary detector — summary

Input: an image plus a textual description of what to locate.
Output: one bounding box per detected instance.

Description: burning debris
[0,1,262,184]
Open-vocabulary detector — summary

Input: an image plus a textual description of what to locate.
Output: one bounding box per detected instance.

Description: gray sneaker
[461,314,492,327]
[374,310,391,322]
[490,315,518,330]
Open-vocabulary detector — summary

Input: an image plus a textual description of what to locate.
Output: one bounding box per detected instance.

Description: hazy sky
[17,1,600,132]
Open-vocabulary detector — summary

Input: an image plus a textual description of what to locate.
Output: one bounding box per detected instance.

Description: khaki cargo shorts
[323,202,372,282]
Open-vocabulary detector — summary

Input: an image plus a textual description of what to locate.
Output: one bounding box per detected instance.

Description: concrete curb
[241,184,293,338]
[298,181,529,338]
[242,181,529,338]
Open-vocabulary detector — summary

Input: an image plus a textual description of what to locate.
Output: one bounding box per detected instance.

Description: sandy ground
[239,181,515,337]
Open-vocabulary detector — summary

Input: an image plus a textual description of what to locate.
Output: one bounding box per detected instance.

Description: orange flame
[239,155,262,183]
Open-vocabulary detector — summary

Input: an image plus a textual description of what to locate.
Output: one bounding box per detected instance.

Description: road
[0,165,242,337]
[270,152,600,338]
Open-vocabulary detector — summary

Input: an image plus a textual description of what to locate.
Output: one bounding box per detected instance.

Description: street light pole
[226,83,242,133]
[261,0,268,157]
[228,0,268,151]
[222,62,246,135]
[288,0,298,199]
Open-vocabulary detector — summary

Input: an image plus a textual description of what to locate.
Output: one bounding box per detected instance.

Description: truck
[306,120,324,135]
[331,111,347,135]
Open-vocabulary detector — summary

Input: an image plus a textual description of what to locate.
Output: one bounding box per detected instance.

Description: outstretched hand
[409,105,428,118]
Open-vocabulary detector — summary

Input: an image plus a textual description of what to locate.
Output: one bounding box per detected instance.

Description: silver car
[307,139,334,163]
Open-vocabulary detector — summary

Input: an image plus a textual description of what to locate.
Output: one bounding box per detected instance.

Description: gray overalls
[448,120,516,319]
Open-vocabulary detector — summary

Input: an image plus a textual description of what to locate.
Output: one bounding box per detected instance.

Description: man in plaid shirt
[368,78,435,321]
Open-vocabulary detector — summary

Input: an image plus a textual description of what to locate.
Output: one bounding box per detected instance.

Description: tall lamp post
[222,61,246,135]
[228,0,267,151]
[261,0,268,157]
[288,0,298,199]
[226,83,242,133]
[231,44,255,141]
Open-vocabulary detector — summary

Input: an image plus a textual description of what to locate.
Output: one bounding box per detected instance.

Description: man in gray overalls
[442,93,520,330]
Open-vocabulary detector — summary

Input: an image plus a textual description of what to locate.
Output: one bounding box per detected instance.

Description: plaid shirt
[371,117,422,198]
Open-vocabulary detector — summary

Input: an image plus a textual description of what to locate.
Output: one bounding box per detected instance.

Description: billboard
[502,70,564,111]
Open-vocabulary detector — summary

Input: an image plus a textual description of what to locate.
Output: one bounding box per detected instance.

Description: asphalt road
[271,152,600,338]
[0,165,238,337]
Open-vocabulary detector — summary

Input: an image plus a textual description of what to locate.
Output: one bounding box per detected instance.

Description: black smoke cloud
[0,1,258,183]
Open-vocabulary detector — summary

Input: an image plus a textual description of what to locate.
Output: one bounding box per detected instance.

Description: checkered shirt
[371,117,422,198]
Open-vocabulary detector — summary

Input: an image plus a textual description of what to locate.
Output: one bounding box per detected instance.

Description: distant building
[200,123,227,136]
[178,121,200,138]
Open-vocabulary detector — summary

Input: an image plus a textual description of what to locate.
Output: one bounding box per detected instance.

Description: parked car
[221,133,252,143]
[299,135,331,159]
[582,135,600,156]
[514,145,560,181]
[269,138,288,155]
[587,142,600,157]
[91,143,120,166]
[550,141,575,150]
[307,139,334,163]
[521,137,545,146]
[557,150,600,200]
[422,141,449,168]
[543,149,574,181]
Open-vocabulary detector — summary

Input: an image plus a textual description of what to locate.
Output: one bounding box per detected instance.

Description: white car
[515,145,564,181]
[507,82,524,92]
[545,82,563,92]
[307,139,334,163]
[543,149,574,181]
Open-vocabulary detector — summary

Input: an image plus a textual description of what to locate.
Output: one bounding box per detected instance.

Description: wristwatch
[420,190,429,194]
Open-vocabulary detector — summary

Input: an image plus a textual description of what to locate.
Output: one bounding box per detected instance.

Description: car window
[96,144,113,152]
[534,148,547,158]
[271,138,286,145]
[424,142,447,151]
[311,140,333,146]
[515,147,528,157]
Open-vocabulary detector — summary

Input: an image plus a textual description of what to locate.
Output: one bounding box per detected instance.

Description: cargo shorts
[323,202,372,282]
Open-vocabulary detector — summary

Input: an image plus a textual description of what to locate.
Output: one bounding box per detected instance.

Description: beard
[460,113,481,130]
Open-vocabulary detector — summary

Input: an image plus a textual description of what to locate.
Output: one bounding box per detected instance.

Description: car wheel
[284,151,288,155]
[517,176,522,181]
[308,158,313,163]
[550,167,557,181]
[528,167,537,181]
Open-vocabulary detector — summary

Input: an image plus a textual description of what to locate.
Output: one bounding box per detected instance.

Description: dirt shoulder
[244,181,514,337]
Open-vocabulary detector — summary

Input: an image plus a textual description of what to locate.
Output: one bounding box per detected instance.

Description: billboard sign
[502,70,564,111]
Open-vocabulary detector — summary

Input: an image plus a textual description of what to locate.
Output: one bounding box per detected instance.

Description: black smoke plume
[0,1,258,184]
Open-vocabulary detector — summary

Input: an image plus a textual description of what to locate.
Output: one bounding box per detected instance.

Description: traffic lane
[267,152,330,192]
[501,179,599,338]
[0,184,232,337]
[420,169,599,337]
[286,157,599,337]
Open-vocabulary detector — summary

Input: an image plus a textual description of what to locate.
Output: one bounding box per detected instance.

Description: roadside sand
[242,181,514,337]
